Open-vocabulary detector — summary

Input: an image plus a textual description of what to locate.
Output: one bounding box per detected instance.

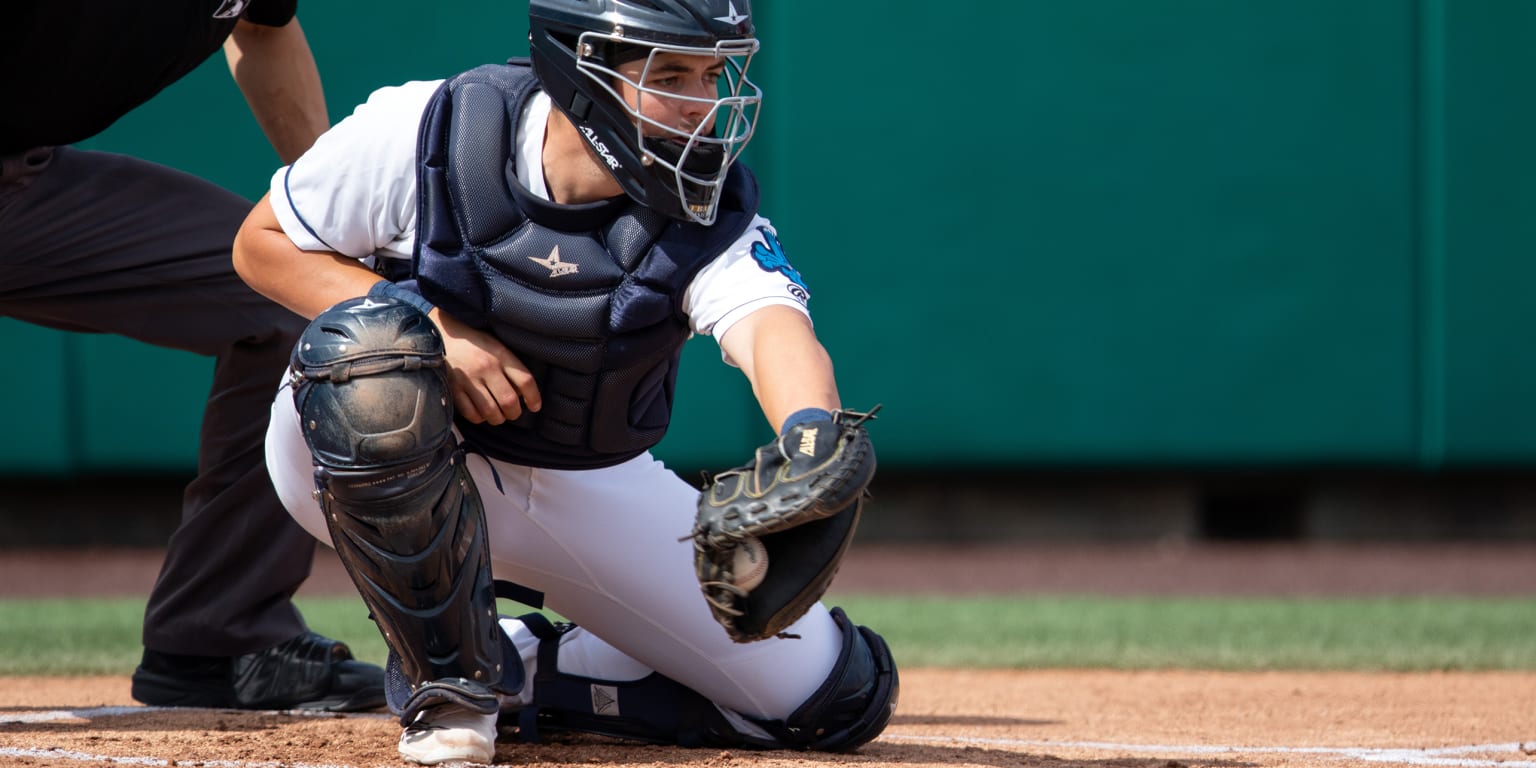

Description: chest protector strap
[411,61,759,470]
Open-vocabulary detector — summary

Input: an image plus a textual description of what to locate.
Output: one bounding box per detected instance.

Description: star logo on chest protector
[529,245,579,277]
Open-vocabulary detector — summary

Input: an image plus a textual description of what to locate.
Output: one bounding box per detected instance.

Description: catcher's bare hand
[432,310,541,425]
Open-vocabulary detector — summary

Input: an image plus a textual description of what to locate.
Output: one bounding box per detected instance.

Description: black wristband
[780,407,833,435]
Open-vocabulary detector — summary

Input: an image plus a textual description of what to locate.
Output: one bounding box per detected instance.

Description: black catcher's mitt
[690,407,879,643]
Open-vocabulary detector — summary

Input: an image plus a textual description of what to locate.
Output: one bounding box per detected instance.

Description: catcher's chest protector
[413,61,760,470]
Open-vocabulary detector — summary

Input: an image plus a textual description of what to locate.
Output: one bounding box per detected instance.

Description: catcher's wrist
[780,407,833,435]
[368,279,437,318]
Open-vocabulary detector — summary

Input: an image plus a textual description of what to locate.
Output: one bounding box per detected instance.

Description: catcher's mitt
[690,407,879,643]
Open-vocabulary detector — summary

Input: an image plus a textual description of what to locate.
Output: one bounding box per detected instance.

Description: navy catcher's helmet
[529,0,761,225]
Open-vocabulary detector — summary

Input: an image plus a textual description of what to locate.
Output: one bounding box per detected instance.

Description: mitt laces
[833,404,882,427]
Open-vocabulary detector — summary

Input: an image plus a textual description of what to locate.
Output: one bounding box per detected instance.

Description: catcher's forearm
[729,305,840,430]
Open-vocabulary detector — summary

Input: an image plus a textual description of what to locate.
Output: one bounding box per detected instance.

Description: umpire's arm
[718,304,841,432]
[224,18,329,164]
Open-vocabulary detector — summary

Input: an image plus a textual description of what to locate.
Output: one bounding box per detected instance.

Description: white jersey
[268,79,811,363]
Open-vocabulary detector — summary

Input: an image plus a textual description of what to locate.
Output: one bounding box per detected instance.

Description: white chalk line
[0,705,392,725]
[0,746,363,768]
[884,734,1536,768]
[0,706,388,768]
[2,707,1533,768]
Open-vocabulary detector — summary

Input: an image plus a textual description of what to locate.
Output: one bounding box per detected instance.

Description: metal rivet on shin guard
[308,420,318,430]
[474,670,484,680]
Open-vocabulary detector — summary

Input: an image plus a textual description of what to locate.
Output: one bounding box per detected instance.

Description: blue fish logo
[750,227,807,291]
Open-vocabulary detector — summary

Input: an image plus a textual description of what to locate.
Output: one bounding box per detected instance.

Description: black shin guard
[773,606,899,751]
[292,297,515,720]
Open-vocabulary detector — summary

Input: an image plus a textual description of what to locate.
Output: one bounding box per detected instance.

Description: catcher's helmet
[529,0,761,225]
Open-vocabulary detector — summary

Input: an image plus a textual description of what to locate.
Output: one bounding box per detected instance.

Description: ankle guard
[293,297,512,718]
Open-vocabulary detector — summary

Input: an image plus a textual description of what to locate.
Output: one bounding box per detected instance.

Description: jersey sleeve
[240,0,298,27]
[267,79,441,262]
[684,216,813,362]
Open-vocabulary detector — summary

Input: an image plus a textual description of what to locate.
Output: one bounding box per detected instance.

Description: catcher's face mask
[528,0,761,225]
[577,35,762,226]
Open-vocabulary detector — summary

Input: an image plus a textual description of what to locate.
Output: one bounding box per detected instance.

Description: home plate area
[1,670,1533,768]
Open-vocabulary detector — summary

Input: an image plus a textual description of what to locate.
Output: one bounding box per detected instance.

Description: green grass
[831,595,1536,670]
[3,594,1535,675]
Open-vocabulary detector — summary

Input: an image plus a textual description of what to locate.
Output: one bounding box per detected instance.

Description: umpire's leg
[0,146,311,654]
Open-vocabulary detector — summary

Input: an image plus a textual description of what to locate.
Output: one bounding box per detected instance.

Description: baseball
[733,536,769,590]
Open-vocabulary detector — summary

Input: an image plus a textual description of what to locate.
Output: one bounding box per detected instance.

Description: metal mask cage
[574,33,762,224]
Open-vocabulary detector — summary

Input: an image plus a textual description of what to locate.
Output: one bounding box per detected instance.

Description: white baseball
[733,536,769,590]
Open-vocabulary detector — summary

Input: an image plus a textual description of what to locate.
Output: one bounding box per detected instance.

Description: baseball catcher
[233,0,900,762]
[692,407,879,642]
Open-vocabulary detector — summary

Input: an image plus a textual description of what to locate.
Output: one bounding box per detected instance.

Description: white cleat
[398,704,497,765]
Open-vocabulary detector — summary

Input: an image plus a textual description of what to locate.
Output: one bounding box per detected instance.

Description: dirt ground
[2,542,1534,768]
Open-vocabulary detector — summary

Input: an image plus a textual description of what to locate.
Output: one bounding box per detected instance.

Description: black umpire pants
[0,146,312,656]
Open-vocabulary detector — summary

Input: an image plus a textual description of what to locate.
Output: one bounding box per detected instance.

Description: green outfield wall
[5,0,1535,475]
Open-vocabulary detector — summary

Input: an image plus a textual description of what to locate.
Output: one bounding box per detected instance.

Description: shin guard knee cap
[290,296,451,470]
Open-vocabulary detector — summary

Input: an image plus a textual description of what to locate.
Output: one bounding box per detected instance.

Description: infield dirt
[2,542,1534,767]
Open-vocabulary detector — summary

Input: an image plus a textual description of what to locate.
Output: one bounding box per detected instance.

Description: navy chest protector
[410,62,760,469]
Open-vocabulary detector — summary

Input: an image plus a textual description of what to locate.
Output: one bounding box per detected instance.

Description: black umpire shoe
[131,631,386,712]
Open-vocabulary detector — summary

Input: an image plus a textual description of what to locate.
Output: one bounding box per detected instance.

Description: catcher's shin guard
[768,606,897,751]
[291,296,514,720]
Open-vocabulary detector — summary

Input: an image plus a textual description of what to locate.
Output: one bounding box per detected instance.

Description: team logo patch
[750,227,807,292]
[212,0,250,18]
[530,245,579,277]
